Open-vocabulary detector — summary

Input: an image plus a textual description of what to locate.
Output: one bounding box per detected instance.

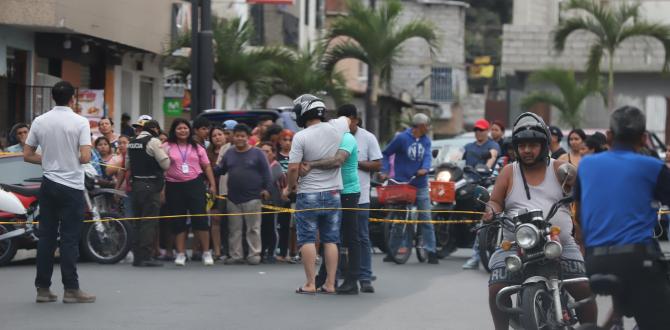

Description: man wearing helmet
[284,94,350,294]
[484,113,596,329]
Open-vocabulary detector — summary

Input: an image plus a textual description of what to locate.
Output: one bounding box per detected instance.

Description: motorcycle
[0,165,132,266]
[432,162,496,266]
[484,195,590,330]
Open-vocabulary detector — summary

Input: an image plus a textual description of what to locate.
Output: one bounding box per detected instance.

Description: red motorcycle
[0,171,132,266]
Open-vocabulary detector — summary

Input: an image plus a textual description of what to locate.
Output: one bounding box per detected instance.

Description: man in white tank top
[482,113,597,330]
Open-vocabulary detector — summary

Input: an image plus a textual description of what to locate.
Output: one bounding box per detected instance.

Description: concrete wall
[0,0,173,54]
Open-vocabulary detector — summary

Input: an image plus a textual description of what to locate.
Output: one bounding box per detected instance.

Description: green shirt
[340,132,360,194]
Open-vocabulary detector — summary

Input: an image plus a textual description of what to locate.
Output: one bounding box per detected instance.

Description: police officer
[576,106,670,329]
[126,120,170,267]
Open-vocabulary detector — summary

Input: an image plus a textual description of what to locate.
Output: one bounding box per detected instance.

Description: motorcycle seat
[0,184,40,197]
[589,274,622,296]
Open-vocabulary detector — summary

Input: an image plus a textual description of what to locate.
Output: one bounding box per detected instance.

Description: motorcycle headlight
[544,240,563,259]
[436,170,452,182]
[505,255,522,272]
[515,224,540,249]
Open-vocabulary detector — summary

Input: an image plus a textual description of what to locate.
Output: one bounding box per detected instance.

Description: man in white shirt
[336,105,382,293]
[24,81,96,304]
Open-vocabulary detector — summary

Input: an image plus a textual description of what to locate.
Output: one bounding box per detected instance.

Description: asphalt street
[1,245,658,330]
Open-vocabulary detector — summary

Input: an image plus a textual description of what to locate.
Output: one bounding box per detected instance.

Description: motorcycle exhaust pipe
[495,285,523,314]
[0,227,27,241]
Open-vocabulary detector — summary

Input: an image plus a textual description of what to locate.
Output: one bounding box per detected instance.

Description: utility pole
[190,0,213,119]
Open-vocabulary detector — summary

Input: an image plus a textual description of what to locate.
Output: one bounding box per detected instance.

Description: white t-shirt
[26,106,91,190]
[354,127,383,204]
[289,117,349,193]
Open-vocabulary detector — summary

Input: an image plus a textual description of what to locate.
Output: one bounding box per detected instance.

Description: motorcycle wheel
[477,225,497,273]
[80,212,132,264]
[519,283,558,330]
[0,224,18,266]
[383,209,414,264]
[415,227,427,263]
[436,222,457,258]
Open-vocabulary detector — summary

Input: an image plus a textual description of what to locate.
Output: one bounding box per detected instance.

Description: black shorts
[165,178,209,233]
[585,248,670,329]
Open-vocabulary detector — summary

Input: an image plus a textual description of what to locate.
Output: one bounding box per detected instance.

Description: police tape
[0,204,484,225]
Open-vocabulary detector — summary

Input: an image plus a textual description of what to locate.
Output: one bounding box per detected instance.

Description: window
[431,67,453,101]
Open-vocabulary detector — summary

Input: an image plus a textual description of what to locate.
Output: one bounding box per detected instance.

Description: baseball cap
[549,126,563,141]
[474,119,490,130]
[132,115,153,128]
[223,120,238,131]
[412,113,431,126]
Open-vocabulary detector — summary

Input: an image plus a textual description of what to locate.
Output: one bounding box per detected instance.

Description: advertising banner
[76,89,105,135]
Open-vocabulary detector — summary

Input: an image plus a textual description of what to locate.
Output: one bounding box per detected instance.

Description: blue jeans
[416,188,436,253]
[295,190,341,245]
[35,177,85,290]
[357,203,373,281]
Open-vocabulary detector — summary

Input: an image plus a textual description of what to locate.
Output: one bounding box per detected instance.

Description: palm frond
[553,16,605,52]
[585,43,604,81]
[618,22,670,72]
[322,42,369,72]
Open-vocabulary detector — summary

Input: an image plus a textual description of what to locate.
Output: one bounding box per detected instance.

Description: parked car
[0,154,43,185]
[198,108,299,131]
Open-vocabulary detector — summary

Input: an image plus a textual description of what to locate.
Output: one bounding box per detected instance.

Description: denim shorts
[295,190,341,246]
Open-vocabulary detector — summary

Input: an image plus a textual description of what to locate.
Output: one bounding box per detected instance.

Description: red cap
[474,119,490,130]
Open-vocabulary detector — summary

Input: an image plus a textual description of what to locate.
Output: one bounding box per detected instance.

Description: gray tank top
[503,159,575,244]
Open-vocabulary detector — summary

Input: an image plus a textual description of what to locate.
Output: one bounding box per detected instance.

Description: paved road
[1,244,658,330]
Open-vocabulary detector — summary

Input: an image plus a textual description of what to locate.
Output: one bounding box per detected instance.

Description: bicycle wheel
[385,208,414,264]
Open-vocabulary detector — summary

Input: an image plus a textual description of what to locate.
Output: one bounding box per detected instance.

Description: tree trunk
[365,73,380,137]
[608,54,614,112]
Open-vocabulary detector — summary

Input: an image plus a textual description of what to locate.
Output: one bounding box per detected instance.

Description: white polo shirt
[26,106,91,190]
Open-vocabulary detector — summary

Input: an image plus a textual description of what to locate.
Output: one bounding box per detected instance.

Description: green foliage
[520,68,603,128]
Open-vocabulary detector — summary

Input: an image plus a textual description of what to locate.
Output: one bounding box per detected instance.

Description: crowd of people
[10,80,670,329]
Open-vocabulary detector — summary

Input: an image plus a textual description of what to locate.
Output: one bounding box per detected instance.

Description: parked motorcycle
[0,166,132,266]
[485,195,590,330]
[432,162,495,265]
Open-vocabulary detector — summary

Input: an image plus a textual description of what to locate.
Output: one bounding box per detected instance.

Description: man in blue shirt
[462,119,501,270]
[381,113,438,264]
[463,118,500,169]
[576,106,670,329]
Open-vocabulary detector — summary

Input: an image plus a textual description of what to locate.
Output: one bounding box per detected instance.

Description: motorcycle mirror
[557,163,577,185]
[432,149,439,159]
[474,185,490,203]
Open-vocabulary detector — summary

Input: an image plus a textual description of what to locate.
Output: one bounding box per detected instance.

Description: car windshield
[0,156,43,185]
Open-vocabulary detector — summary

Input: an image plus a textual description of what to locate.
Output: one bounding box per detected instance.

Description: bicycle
[377,178,428,264]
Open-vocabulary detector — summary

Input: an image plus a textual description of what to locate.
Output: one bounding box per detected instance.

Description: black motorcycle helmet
[292,94,326,128]
[511,112,551,200]
[511,112,551,166]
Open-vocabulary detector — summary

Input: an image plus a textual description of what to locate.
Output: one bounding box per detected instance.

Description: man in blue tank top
[576,106,670,329]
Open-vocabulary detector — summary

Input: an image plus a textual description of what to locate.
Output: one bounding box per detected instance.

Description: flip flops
[317,287,337,295]
[295,287,316,295]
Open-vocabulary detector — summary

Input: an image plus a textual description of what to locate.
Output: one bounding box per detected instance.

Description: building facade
[0,0,174,139]
[502,0,670,141]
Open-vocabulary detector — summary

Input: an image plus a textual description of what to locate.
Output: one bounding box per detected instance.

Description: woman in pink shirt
[163,118,217,266]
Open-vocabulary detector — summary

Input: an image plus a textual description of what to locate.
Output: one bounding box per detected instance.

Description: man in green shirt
[301,132,361,294]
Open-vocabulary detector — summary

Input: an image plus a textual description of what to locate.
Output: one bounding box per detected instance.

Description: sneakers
[174,253,187,266]
[63,289,96,303]
[428,252,439,264]
[359,280,375,293]
[36,288,57,303]
[202,251,214,266]
[462,257,480,270]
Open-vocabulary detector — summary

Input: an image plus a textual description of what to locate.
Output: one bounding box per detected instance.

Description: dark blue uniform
[576,145,670,328]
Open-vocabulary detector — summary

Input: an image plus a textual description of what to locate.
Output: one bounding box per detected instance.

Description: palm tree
[212,17,292,106]
[324,0,438,135]
[168,17,291,107]
[266,46,351,106]
[520,68,603,129]
[553,0,670,110]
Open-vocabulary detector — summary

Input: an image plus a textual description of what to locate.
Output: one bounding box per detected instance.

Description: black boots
[336,280,359,295]
[428,252,439,264]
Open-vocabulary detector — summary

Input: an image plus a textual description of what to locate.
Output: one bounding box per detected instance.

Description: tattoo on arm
[309,150,350,169]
